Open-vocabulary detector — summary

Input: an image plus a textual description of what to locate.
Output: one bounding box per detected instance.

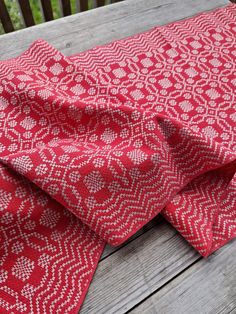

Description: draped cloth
[0,4,235,313]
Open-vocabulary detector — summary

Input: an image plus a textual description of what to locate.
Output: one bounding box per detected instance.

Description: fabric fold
[1,39,235,246]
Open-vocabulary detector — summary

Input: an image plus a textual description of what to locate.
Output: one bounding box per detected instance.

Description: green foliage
[0,0,93,35]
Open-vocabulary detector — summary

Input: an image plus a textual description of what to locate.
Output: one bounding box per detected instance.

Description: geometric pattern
[0,4,236,313]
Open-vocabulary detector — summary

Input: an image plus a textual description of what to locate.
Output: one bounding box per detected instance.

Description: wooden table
[0,0,235,313]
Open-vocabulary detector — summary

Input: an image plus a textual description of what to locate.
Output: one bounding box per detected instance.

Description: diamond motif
[158,78,172,88]
[101,128,117,144]
[179,101,193,112]
[206,88,220,99]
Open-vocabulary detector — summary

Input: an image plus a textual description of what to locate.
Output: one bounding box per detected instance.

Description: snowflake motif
[12,256,35,282]
[59,155,69,163]
[209,58,222,67]
[120,128,129,139]
[101,128,117,144]
[113,68,126,78]
[190,40,202,49]
[185,67,198,77]
[166,48,178,58]
[145,120,156,131]
[83,171,105,193]
[206,88,220,99]
[179,101,193,112]
[36,195,48,206]
[0,143,5,153]
[70,84,85,95]
[158,78,172,89]
[20,117,36,130]
[49,63,63,75]
[130,89,144,100]
[202,126,218,138]
[127,149,148,165]
[141,58,154,68]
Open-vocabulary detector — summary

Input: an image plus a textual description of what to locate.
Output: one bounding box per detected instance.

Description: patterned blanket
[0,4,235,313]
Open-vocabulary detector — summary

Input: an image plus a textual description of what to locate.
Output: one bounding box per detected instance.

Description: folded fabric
[0,4,235,313]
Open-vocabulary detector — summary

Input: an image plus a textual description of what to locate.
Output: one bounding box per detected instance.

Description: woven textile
[0,4,235,313]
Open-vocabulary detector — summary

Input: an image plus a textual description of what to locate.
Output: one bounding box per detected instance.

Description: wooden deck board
[0,0,234,313]
[0,0,229,60]
[81,221,200,314]
[130,239,236,314]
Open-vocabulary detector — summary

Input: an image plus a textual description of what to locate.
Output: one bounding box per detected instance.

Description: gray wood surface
[0,0,234,313]
[81,221,200,314]
[130,239,236,314]
[0,0,229,60]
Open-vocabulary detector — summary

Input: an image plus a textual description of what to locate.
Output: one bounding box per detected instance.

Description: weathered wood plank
[130,239,236,314]
[0,0,229,60]
[80,222,200,313]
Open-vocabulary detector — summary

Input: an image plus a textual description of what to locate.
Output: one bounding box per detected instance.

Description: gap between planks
[130,239,236,314]
[80,220,200,313]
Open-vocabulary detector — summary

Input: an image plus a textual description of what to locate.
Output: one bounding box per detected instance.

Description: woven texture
[0,4,235,313]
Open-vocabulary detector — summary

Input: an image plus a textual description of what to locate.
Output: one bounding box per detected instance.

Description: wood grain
[80,222,200,313]
[130,239,236,314]
[0,0,229,60]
